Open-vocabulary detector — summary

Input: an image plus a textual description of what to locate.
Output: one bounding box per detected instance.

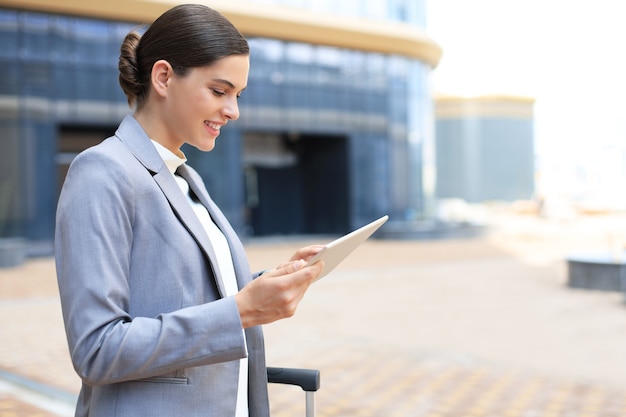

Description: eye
[211,88,226,97]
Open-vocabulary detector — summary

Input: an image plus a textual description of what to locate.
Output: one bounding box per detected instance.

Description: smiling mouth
[205,121,222,132]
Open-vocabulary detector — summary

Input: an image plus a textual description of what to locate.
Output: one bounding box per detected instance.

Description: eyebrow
[212,78,246,92]
[212,78,234,88]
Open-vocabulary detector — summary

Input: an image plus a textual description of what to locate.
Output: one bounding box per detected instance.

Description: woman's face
[159,54,249,154]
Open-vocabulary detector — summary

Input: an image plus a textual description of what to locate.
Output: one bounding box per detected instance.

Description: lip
[204,121,225,136]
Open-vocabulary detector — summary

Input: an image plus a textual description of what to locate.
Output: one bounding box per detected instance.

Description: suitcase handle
[266,367,320,392]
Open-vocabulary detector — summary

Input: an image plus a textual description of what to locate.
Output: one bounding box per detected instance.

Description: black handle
[266,367,320,392]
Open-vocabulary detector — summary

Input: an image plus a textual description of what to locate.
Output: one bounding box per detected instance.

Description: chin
[194,139,217,152]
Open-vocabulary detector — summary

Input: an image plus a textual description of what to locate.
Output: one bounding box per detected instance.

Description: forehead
[192,54,249,89]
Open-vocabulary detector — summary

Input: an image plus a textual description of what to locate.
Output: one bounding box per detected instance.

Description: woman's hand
[272,245,326,270]
[235,245,325,328]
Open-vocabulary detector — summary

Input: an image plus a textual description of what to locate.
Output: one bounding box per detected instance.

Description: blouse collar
[150,140,186,174]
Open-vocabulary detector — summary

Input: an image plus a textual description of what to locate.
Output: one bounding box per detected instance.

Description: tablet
[307,215,389,281]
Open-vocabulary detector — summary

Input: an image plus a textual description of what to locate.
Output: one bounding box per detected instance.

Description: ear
[151,59,173,99]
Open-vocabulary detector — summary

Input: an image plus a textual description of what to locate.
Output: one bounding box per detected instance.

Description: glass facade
[0,10,134,244]
[0,2,434,247]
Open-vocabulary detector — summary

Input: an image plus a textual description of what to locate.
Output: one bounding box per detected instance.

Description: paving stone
[0,394,59,417]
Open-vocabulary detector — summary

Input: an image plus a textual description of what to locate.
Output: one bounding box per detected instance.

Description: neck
[134,110,184,158]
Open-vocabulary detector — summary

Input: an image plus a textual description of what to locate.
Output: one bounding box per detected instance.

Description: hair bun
[118,31,142,107]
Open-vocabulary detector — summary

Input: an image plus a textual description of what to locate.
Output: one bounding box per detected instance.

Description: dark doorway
[246,165,305,235]
[244,132,349,236]
[298,133,349,234]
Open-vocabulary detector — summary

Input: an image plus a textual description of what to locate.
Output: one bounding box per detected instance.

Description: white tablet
[307,215,389,281]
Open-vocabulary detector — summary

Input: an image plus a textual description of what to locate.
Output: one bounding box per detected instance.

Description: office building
[0,0,441,255]
[435,95,535,204]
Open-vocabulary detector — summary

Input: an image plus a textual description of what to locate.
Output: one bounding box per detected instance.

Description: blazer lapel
[114,115,228,297]
[177,164,252,291]
[155,170,229,297]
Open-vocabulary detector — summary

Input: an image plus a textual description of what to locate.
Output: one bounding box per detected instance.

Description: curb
[0,369,76,416]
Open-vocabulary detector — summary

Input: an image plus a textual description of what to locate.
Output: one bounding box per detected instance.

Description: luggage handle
[267,367,320,417]
[266,367,320,392]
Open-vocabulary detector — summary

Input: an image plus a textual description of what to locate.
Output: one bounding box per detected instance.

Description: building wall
[0,1,440,246]
[0,10,133,242]
[435,96,535,203]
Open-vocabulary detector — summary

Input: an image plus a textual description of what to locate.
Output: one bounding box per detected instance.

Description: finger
[308,259,324,278]
[263,259,305,278]
[283,259,306,274]
[290,245,326,261]
[287,259,324,284]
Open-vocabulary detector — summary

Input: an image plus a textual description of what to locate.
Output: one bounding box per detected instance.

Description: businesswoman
[55,4,323,417]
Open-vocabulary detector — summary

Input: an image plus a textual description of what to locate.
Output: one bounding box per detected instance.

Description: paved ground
[2,208,626,416]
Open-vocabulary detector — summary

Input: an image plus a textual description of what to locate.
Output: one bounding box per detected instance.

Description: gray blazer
[55,115,269,417]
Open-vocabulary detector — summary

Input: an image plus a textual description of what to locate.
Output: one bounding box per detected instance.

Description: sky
[426,0,626,209]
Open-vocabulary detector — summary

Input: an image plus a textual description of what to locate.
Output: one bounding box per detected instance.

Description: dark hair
[118,4,249,109]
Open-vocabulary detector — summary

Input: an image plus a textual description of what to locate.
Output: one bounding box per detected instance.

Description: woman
[55,4,323,417]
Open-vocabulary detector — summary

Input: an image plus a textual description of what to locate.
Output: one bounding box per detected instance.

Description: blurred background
[428,0,626,218]
[1,1,626,416]
[2,0,625,264]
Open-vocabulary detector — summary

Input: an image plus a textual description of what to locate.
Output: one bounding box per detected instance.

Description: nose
[223,96,240,121]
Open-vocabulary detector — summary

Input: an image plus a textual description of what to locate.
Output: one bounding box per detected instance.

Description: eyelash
[211,88,242,100]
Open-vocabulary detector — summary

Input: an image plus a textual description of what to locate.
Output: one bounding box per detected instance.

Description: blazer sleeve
[55,145,247,386]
